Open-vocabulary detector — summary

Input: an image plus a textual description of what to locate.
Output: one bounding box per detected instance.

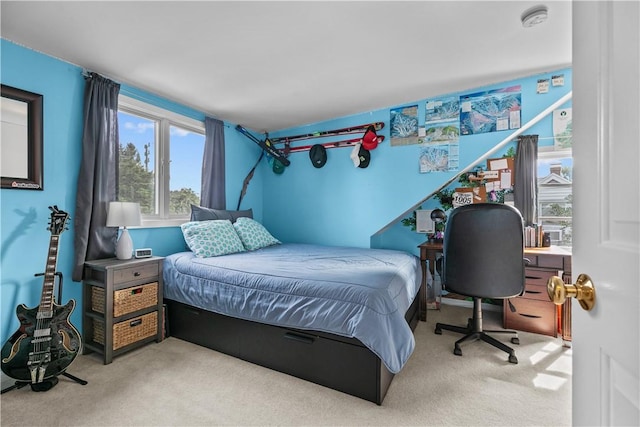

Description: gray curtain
[72,73,120,281]
[514,134,539,226]
[200,117,226,209]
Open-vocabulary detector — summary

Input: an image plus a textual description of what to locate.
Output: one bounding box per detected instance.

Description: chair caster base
[434,300,519,364]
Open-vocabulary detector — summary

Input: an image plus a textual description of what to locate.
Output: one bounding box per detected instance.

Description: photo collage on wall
[413,85,522,173]
[419,96,460,173]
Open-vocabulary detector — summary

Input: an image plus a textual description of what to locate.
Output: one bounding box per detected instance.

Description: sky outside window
[118,111,204,195]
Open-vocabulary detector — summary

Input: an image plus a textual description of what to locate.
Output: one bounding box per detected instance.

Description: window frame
[118,95,205,228]
[537,146,573,248]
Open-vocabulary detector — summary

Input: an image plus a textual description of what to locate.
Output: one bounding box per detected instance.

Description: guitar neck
[37,234,60,319]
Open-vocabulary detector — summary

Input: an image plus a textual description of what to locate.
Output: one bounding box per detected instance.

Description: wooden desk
[419,241,442,279]
[417,241,444,321]
[417,241,572,341]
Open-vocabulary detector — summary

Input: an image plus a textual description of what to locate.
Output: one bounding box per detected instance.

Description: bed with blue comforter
[163,243,422,403]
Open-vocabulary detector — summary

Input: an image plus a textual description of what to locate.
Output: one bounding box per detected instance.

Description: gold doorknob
[547,273,596,311]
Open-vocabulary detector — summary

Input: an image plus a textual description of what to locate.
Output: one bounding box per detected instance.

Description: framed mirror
[1,84,43,190]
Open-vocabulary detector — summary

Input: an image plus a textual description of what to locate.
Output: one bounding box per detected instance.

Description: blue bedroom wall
[0,37,571,347]
[262,69,572,257]
[0,40,262,345]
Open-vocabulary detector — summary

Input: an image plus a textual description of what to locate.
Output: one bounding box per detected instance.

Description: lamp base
[116,228,134,260]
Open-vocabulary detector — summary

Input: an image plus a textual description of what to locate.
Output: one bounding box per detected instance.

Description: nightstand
[82,256,164,364]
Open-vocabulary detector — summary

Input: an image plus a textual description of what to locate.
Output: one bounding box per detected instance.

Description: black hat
[357,145,370,168]
[309,144,327,168]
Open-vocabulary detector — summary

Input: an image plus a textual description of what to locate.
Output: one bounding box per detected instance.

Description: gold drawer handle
[547,274,596,311]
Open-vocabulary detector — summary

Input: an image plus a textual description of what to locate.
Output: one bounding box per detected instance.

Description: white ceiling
[1,1,571,133]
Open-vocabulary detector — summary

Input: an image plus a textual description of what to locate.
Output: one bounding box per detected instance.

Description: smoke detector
[521,5,548,28]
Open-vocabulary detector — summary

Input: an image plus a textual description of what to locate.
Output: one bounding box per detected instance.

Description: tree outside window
[117,98,204,225]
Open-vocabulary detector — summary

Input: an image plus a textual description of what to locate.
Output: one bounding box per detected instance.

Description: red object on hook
[361,125,379,150]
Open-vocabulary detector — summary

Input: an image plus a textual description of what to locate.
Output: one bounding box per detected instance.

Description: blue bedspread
[163,243,422,373]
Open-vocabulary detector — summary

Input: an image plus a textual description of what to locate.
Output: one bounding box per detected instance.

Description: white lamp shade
[106,202,142,227]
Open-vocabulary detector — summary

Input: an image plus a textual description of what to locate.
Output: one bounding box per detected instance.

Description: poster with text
[553,108,572,149]
[422,96,460,144]
[419,143,459,173]
[459,85,521,135]
[390,105,419,146]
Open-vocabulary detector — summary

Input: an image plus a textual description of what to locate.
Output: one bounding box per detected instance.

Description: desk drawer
[525,268,557,286]
[522,283,549,301]
[536,254,565,270]
[504,298,557,337]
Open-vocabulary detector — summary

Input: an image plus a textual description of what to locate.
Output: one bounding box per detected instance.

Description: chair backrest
[442,203,525,299]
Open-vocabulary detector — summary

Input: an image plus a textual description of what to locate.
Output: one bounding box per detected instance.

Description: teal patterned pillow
[181,220,245,258]
[233,217,280,251]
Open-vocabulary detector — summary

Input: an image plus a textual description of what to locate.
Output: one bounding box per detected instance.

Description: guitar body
[1,300,82,382]
[1,206,82,385]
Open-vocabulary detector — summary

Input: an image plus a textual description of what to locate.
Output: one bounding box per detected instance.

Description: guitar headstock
[48,205,70,236]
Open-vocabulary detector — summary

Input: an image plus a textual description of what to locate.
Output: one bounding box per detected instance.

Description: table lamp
[430,208,447,224]
[430,208,447,241]
[106,201,141,260]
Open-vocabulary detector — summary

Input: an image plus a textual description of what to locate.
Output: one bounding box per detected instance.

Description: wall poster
[419,146,450,173]
[390,105,419,146]
[417,96,461,173]
[553,108,572,149]
[459,85,522,135]
[421,96,460,145]
[419,143,459,173]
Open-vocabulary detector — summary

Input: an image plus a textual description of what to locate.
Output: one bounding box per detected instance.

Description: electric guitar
[1,206,82,384]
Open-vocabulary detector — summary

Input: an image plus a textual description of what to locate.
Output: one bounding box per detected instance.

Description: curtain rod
[81,69,229,127]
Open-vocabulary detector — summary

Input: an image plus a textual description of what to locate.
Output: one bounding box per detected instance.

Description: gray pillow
[190,205,253,223]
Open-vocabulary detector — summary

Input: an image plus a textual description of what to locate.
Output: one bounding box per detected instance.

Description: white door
[572,2,640,425]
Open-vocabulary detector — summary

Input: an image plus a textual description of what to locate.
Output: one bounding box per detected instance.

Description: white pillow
[233,217,280,251]
[181,220,245,258]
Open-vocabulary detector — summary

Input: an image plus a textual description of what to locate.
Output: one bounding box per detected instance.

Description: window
[117,96,205,226]
[537,149,572,249]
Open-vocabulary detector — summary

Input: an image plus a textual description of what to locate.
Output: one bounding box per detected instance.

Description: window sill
[137,218,190,228]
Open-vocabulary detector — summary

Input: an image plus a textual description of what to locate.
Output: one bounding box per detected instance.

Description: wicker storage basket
[92,282,158,317]
[93,311,158,351]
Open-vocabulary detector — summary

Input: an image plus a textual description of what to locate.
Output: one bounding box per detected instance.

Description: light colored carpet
[0,304,571,426]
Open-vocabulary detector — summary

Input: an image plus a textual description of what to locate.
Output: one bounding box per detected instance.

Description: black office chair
[434,203,525,364]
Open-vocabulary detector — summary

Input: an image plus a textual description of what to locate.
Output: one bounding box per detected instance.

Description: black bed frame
[164,294,420,405]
